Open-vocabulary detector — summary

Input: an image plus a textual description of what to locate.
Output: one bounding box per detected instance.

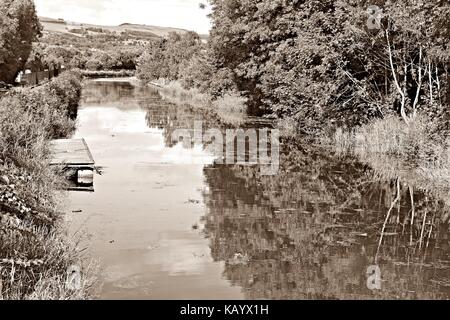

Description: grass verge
[0,71,96,300]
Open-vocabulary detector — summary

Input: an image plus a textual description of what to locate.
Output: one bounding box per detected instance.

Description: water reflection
[69,80,242,299]
[142,81,450,299]
[71,79,450,300]
[200,147,450,299]
[144,90,450,299]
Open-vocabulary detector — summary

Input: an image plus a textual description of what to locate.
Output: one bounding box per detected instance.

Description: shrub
[85,58,103,71]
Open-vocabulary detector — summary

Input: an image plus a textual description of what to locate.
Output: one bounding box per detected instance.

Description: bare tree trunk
[426,214,434,249]
[386,30,409,124]
[419,209,428,250]
[412,47,422,118]
[376,178,401,263]
[409,186,415,246]
[429,59,434,105]
[436,66,442,104]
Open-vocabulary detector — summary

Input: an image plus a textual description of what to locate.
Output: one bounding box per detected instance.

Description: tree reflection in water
[142,85,450,300]
[201,144,450,299]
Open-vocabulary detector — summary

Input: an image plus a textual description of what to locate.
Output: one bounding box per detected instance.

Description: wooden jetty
[50,138,95,191]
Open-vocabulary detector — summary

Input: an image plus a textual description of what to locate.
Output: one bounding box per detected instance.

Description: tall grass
[212,94,247,126]
[327,116,450,206]
[157,80,211,109]
[0,71,96,300]
[153,80,248,126]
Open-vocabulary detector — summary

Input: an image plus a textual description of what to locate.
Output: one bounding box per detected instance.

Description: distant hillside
[118,23,190,36]
[39,17,201,38]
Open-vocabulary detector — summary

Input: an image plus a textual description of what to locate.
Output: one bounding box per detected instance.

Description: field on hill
[39,16,194,38]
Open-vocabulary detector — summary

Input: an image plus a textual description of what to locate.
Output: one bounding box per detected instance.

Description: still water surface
[67,79,450,300]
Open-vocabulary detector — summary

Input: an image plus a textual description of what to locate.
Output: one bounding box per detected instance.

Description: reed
[326,116,450,207]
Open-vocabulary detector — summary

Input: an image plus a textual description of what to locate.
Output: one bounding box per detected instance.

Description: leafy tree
[137,39,170,82]
[206,0,450,130]
[137,32,202,83]
[0,0,41,83]
[179,49,237,97]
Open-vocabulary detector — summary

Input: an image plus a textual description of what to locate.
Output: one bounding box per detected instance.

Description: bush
[85,58,103,71]
[84,49,141,71]
[326,115,450,210]
[158,80,211,110]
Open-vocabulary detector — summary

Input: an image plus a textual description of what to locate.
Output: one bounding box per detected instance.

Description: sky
[34,0,212,34]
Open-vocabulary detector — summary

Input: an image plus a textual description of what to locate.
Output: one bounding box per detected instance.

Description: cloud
[35,0,212,34]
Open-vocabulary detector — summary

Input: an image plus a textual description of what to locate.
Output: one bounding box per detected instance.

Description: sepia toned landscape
[0,0,449,302]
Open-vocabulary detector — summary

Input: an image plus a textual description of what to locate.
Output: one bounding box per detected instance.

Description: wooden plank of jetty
[50,138,95,192]
[49,138,95,168]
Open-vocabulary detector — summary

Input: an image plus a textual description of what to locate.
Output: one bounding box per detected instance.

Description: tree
[206,0,450,130]
[179,49,237,97]
[379,0,450,123]
[0,0,41,84]
[137,32,202,83]
[137,39,170,82]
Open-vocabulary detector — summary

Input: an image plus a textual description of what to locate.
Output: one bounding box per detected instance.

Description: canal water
[67,79,450,300]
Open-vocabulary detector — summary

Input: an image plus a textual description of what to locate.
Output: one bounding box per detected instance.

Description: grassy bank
[325,116,450,207]
[149,80,248,127]
[0,71,95,300]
